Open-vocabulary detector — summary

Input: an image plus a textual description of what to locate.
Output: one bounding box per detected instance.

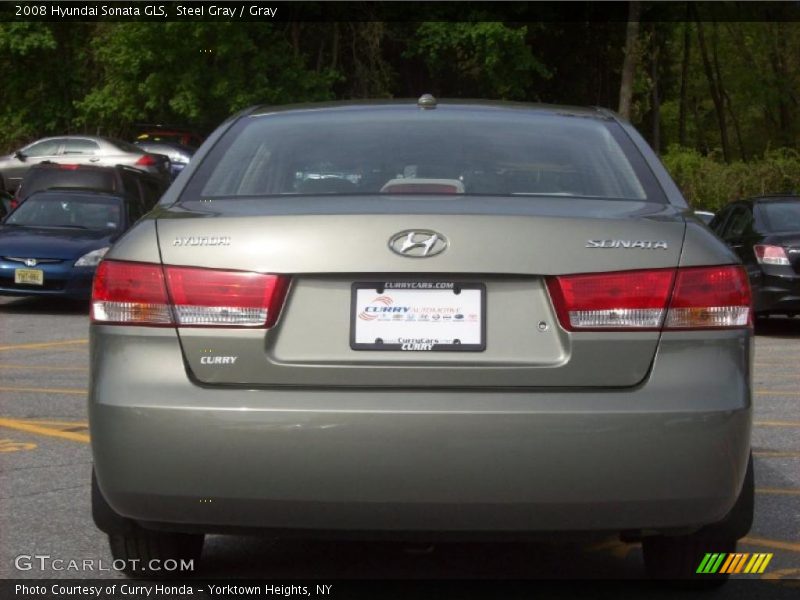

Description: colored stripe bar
[758,554,773,574]
[696,553,715,574]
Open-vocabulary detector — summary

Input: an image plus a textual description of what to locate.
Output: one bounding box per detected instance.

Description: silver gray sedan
[0,135,170,190]
[89,98,753,582]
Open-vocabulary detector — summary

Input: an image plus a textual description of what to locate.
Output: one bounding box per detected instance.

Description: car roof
[247,99,615,121]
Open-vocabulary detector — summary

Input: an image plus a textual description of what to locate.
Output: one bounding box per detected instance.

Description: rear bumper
[90,328,752,536]
[753,270,800,314]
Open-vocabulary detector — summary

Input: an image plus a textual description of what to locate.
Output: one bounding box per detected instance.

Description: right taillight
[754,244,790,266]
[91,260,289,328]
[664,265,751,329]
[547,265,751,331]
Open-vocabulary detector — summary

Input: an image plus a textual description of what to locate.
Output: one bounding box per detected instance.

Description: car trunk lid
[155,196,686,388]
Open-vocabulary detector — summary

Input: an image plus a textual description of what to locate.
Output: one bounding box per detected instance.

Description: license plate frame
[14,268,44,286]
[350,281,486,352]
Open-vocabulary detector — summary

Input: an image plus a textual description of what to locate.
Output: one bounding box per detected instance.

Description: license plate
[351,282,485,351]
[14,268,44,286]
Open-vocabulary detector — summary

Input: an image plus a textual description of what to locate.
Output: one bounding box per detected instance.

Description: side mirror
[14,151,26,162]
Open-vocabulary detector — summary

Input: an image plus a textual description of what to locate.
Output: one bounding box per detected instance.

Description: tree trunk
[651,34,660,153]
[678,14,691,146]
[618,0,641,119]
[695,18,731,162]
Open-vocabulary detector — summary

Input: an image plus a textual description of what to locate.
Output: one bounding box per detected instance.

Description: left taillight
[91,260,289,328]
[546,265,751,331]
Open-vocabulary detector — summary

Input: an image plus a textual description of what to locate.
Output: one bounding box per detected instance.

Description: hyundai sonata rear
[89,100,753,581]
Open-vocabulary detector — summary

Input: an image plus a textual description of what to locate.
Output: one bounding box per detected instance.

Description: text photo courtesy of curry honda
[1,2,799,595]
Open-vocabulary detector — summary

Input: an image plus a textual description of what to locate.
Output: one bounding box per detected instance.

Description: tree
[618,1,642,119]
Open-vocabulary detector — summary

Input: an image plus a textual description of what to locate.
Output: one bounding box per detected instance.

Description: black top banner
[3,1,800,23]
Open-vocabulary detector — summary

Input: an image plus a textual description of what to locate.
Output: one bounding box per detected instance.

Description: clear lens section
[665,306,750,329]
[173,305,268,326]
[754,244,790,265]
[569,308,665,329]
[92,301,172,324]
[75,246,110,267]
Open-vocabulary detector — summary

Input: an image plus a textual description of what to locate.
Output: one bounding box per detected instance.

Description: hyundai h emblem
[389,230,448,258]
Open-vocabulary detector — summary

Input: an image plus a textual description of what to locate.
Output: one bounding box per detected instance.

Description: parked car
[90,98,753,582]
[133,124,204,149]
[12,163,168,211]
[0,189,151,299]
[134,141,194,179]
[709,195,800,318]
[0,136,170,191]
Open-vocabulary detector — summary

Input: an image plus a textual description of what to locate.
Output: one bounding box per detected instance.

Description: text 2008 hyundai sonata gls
[89,98,753,581]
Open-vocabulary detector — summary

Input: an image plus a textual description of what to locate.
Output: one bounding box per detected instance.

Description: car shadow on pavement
[0,296,89,316]
[754,316,800,338]
[195,536,645,580]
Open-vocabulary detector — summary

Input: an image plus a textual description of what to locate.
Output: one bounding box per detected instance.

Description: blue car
[0,190,144,300]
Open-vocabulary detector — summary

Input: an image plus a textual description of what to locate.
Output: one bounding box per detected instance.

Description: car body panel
[90,325,751,534]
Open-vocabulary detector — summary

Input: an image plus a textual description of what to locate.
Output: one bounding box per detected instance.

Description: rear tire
[642,452,753,585]
[94,467,204,576]
[109,529,204,577]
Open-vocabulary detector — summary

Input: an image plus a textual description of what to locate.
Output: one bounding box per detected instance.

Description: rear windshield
[19,169,116,200]
[187,110,662,202]
[7,193,123,230]
[758,200,800,233]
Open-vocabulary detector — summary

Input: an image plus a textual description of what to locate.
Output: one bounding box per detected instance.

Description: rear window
[187,109,662,202]
[757,200,800,233]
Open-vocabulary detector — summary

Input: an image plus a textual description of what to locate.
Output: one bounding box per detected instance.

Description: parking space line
[754,420,800,428]
[742,537,800,553]
[754,451,800,458]
[0,417,89,443]
[0,364,88,372]
[755,390,800,396]
[0,339,88,352]
[756,487,800,497]
[0,385,87,395]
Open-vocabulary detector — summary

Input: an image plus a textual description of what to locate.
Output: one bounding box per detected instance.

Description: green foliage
[74,23,336,136]
[407,22,549,100]
[662,145,800,210]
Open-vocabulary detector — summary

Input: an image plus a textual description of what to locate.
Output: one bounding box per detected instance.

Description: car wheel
[642,453,753,584]
[109,529,204,576]
[93,468,204,575]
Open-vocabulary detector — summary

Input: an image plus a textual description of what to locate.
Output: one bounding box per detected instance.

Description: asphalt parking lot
[0,295,798,590]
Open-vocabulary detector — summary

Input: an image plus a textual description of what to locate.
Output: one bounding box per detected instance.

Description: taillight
[546,269,675,330]
[91,261,172,325]
[547,265,751,331]
[91,261,289,328]
[165,266,288,327]
[754,244,790,266]
[664,266,751,329]
[135,154,157,167]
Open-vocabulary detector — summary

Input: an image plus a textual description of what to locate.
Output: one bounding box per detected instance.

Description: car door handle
[89,158,100,162]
